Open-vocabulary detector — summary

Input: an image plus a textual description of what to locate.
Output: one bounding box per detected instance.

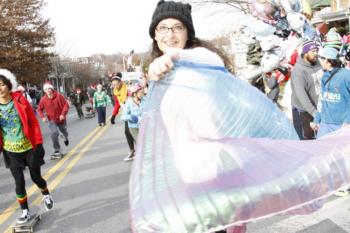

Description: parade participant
[110,73,136,161]
[0,69,53,224]
[121,83,145,161]
[87,84,96,111]
[131,1,350,233]
[37,82,69,159]
[93,84,111,126]
[110,72,127,122]
[145,1,239,232]
[290,40,323,140]
[147,1,233,80]
[310,47,350,197]
[70,88,85,119]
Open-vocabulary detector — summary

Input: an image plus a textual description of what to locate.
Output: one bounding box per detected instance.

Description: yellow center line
[33,122,110,205]
[0,120,110,226]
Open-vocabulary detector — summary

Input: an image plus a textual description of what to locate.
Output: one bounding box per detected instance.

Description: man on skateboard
[37,82,70,159]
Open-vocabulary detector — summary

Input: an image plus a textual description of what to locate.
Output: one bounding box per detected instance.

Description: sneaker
[334,189,350,197]
[43,194,54,211]
[123,151,135,161]
[17,209,31,224]
[51,151,62,159]
[54,150,62,155]
[64,138,69,146]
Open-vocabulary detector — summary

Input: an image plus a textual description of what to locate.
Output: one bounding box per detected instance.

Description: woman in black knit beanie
[146,1,244,233]
[148,0,234,81]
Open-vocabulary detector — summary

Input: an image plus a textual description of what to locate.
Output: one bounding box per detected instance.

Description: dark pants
[74,104,84,118]
[125,121,135,151]
[96,106,106,125]
[10,166,47,209]
[292,107,315,140]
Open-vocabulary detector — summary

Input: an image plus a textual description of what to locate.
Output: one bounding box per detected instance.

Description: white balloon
[287,12,307,32]
[244,16,276,38]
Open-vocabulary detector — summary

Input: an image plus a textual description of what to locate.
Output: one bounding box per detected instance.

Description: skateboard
[11,207,41,233]
[50,152,64,160]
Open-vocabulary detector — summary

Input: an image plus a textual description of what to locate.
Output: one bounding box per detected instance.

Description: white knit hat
[43,82,54,91]
[0,68,18,92]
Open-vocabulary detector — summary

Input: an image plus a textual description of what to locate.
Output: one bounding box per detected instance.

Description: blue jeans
[96,106,106,125]
[292,107,315,140]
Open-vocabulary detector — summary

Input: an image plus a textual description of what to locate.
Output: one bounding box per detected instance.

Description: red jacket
[112,95,121,117]
[37,91,69,124]
[0,92,43,151]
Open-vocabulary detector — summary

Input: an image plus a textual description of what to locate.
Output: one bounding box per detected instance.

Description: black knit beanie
[149,0,195,39]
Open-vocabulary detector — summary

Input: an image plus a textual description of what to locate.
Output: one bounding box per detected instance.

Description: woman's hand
[148,49,180,81]
[310,122,319,131]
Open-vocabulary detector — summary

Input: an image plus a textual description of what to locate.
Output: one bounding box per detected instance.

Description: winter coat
[37,91,69,124]
[0,92,43,152]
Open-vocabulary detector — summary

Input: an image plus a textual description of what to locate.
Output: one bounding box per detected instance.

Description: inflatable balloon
[129,61,350,233]
[244,16,276,38]
[243,0,320,86]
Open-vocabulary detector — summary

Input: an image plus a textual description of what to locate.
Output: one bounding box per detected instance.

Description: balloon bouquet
[242,0,318,78]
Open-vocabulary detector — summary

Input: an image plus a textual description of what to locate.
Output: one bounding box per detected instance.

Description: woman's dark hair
[150,36,235,74]
[0,74,12,90]
[328,58,342,68]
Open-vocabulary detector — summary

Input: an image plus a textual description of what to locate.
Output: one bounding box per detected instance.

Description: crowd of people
[1,0,350,232]
[0,66,148,225]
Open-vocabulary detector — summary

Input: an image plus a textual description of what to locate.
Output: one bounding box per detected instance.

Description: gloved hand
[130,115,139,124]
[111,115,116,124]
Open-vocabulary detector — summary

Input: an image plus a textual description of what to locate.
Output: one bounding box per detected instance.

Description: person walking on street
[110,73,136,160]
[93,84,111,126]
[37,82,69,159]
[0,69,53,224]
[110,72,127,123]
[70,88,85,119]
[291,40,323,140]
[87,84,96,111]
[121,83,145,161]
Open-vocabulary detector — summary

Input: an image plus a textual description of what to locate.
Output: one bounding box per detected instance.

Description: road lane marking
[32,122,110,206]
[0,122,108,226]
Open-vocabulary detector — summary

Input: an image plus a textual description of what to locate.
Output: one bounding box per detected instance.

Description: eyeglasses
[319,56,326,60]
[156,25,185,34]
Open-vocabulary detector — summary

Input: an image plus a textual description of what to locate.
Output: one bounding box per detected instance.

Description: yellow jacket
[113,83,128,104]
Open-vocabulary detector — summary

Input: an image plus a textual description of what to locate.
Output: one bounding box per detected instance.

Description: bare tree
[185,0,249,14]
[0,0,55,84]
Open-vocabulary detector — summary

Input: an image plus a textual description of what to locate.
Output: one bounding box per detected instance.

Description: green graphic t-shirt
[0,101,32,152]
[93,91,110,108]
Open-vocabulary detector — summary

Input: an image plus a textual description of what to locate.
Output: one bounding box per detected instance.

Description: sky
[42,0,244,58]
